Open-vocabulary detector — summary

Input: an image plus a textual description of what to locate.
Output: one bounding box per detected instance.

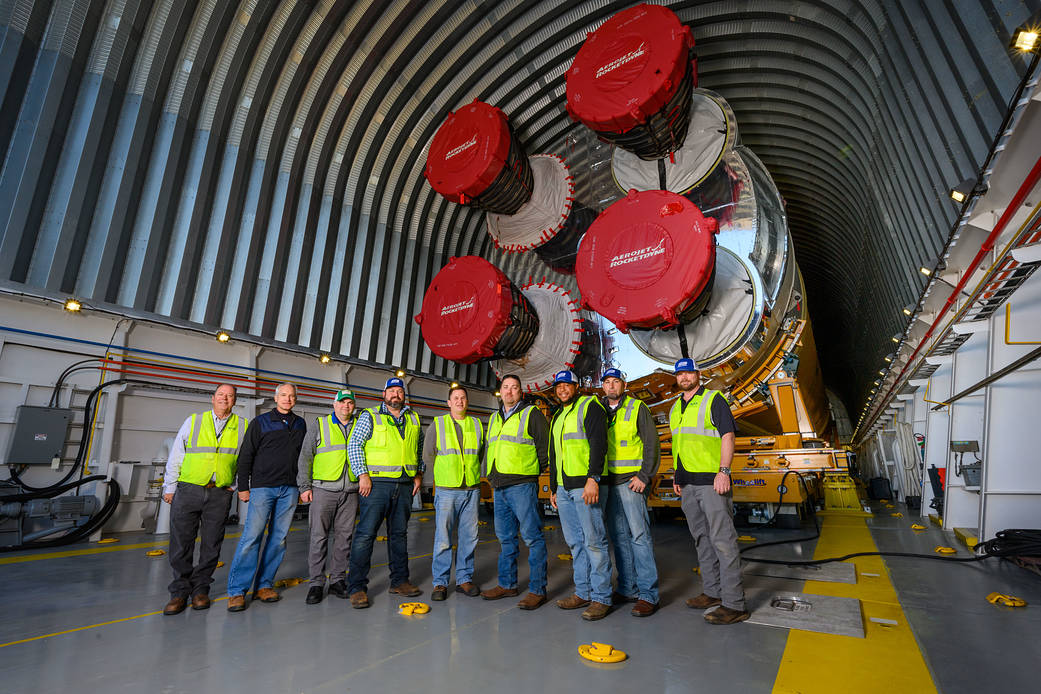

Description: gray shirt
[604,397,661,486]
[421,415,484,490]
[297,413,360,493]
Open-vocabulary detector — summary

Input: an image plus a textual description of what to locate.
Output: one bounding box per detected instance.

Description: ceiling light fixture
[63,298,82,312]
[216,331,231,343]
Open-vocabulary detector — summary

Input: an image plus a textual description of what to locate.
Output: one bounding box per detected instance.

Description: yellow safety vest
[486,405,539,476]
[669,390,723,473]
[433,414,483,488]
[313,414,358,482]
[179,411,247,487]
[607,395,646,475]
[551,395,605,485]
[358,407,420,478]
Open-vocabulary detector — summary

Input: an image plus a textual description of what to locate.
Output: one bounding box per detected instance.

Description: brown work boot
[163,596,187,616]
[480,585,519,600]
[631,599,658,617]
[227,595,247,612]
[388,581,421,597]
[686,593,722,609]
[704,605,750,625]
[455,582,480,597]
[191,593,211,611]
[517,592,547,610]
[254,587,281,603]
[581,601,611,621]
[556,594,591,610]
[431,585,448,601]
[349,591,370,609]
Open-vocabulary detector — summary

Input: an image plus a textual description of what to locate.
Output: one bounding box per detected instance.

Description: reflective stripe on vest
[179,411,247,487]
[669,390,722,473]
[552,395,604,484]
[361,407,420,478]
[433,414,483,488]
[313,414,358,482]
[607,395,645,475]
[486,405,539,476]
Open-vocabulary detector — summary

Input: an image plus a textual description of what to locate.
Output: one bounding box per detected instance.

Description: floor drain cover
[743,591,864,638]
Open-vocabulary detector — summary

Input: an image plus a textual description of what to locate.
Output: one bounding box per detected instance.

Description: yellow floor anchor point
[578,642,627,663]
[986,592,1027,608]
[376,536,388,542]
[691,567,700,574]
[543,525,556,531]
[417,517,429,522]
[911,524,927,530]
[399,602,430,616]
[934,546,956,554]
[275,577,305,588]
[477,521,488,526]
[558,553,572,561]
[891,512,903,518]
[737,535,757,542]
[145,549,165,557]
[216,561,224,568]
[97,538,119,544]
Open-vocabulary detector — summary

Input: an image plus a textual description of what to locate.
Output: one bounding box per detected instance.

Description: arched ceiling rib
[1,0,1038,411]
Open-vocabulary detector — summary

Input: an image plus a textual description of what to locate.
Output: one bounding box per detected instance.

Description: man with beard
[669,358,748,625]
[548,370,612,621]
[345,376,424,608]
[480,374,550,610]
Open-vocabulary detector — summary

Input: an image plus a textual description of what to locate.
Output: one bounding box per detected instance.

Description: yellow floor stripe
[0,538,496,649]
[772,514,937,694]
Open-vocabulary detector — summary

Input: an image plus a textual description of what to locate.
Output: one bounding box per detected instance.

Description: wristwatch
[589,475,601,483]
[718,467,731,475]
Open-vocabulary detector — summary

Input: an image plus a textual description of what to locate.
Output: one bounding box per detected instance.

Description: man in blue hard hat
[345,376,425,608]
[600,367,661,617]
[669,358,748,625]
[549,369,613,621]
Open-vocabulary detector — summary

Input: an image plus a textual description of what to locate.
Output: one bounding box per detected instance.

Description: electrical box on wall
[4,406,73,465]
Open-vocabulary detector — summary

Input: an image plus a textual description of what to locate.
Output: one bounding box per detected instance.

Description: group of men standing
[160,359,749,626]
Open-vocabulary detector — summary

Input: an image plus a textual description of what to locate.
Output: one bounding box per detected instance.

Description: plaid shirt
[347,402,425,479]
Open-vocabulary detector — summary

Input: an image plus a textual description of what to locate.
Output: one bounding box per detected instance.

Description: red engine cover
[566,4,693,134]
[414,256,515,364]
[576,189,716,333]
[424,100,512,204]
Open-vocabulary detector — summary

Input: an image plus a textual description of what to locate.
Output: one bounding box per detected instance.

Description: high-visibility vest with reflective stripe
[607,395,646,475]
[313,414,358,482]
[486,405,539,476]
[359,407,420,478]
[551,395,605,484]
[433,414,483,488]
[669,390,723,473]
[179,411,247,487]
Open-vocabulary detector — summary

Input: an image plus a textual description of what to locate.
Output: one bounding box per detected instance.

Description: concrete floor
[1,503,1038,694]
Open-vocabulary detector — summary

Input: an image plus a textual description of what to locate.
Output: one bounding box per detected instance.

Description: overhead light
[873,379,881,386]
[878,368,886,375]
[919,265,932,276]
[63,298,82,312]
[902,304,914,316]
[891,333,901,343]
[884,353,894,363]
[319,354,331,364]
[450,381,459,388]
[395,369,405,377]
[216,331,231,343]
[949,177,987,204]
[494,390,501,397]
[1011,23,1039,52]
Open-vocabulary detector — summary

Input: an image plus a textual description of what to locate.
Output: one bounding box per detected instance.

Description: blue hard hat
[674,358,698,374]
[385,377,405,389]
[553,370,578,385]
[601,367,625,382]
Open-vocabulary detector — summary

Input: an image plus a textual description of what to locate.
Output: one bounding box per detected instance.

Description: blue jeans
[431,488,480,587]
[348,480,412,594]
[555,485,612,604]
[492,482,547,595]
[226,485,298,596]
[606,481,660,603]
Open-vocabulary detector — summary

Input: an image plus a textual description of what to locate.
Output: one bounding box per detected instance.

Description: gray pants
[308,486,359,585]
[680,484,745,610]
